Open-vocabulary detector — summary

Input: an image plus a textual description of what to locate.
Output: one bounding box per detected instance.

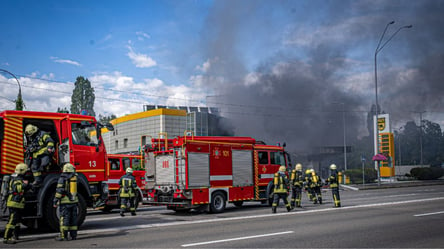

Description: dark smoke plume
[198,0,444,153]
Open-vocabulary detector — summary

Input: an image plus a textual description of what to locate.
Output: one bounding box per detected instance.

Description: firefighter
[24,124,55,187]
[304,169,315,203]
[290,163,304,208]
[3,163,28,244]
[53,163,78,241]
[310,169,322,204]
[272,166,291,213]
[326,164,341,207]
[119,167,138,217]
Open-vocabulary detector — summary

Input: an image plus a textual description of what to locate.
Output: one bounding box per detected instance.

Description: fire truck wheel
[210,192,226,213]
[233,201,243,207]
[44,192,87,231]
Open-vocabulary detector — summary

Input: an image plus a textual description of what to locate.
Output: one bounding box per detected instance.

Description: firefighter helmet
[15,163,28,175]
[295,163,302,171]
[279,166,286,172]
[63,163,75,173]
[25,124,38,136]
[305,169,311,175]
[126,168,133,174]
[330,164,337,170]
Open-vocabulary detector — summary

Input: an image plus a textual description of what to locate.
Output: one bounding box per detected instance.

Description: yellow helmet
[305,169,311,174]
[15,163,28,175]
[295,163,302,171]
[126,168,133,174]
[25,124,38,136]
[63,163,76,173]
[310,169,316,175]
[330,164,337,170]
[279,166,286,172]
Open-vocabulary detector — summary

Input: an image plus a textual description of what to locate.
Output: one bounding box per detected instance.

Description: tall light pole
[0,69,24,110]
[374,21,412,186]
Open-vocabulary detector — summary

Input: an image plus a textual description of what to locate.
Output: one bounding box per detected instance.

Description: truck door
[69,121,106,182]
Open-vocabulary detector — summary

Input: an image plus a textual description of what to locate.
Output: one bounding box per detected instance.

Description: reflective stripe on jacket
[274,172,289,194]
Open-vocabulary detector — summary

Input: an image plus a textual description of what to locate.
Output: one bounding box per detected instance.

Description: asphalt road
[2,184,444,248]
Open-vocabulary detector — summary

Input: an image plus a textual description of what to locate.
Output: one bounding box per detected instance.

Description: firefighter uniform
[327,164,341,207]
[272,166,291,213]
[290,163,304,208]
[304,169,315,203]
[310,169,322,204]
[3,163,28,244]
[119,168,138,217]
[53,163,78,241]
[24,124,55,187]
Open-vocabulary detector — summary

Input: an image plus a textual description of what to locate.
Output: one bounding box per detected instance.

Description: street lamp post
[374,21,412,186]
[0,69,24,110]
[341,103,347,171]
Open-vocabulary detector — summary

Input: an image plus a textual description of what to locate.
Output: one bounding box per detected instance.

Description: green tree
[15,90,24,111]
[56,107,69,113]
[98,114,117,123]
[70,76,95,116]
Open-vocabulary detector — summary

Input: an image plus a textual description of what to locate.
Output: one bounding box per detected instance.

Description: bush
[410,167,444,180]
[345,168,377,184]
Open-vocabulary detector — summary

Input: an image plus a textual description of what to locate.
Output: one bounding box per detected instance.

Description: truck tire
[210,192,226,213]
[44,192,87,231]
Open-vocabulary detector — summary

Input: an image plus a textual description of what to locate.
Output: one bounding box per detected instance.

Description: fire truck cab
[143,136,289,213]
[0,110,112,230]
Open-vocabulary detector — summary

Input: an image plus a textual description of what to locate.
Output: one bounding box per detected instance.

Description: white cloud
[50,56,82,67]
[136,31,151,41]
[126,46,157,68]
[195,59,211,73]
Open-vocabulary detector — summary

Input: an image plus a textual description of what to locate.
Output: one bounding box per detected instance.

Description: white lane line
[181,231,294,247]
[414,211,444,217]
[18,196,444,240]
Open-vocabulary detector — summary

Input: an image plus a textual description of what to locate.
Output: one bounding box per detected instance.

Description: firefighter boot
[55,231,68,241]
[272,207,277,213]
[120,211,125,217]
[32,175,42,188]
[70,230,77,240]
[287,205,292,212]
[13,225,20,240]
[3,238,16,244]
[318,197,322,204]
[131,212,136,216]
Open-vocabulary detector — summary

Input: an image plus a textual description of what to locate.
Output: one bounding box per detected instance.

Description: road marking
[181,231,294,247]
[17,196,444,240]
[414,211,444,217]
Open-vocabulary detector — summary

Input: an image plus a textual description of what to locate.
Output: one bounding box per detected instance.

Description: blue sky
[1,0,444,144]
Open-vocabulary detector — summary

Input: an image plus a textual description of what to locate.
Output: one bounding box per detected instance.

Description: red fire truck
[0,110,112,230]
[102,154,146,212]
[143,136,289,213]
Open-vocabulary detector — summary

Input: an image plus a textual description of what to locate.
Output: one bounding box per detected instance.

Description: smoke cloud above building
[197,0,444,153]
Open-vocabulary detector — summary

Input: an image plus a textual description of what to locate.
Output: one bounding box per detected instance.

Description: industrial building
[103,105,232,154]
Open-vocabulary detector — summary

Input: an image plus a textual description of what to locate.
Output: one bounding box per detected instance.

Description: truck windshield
[71,123,98,146]
[270,151,286,166]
